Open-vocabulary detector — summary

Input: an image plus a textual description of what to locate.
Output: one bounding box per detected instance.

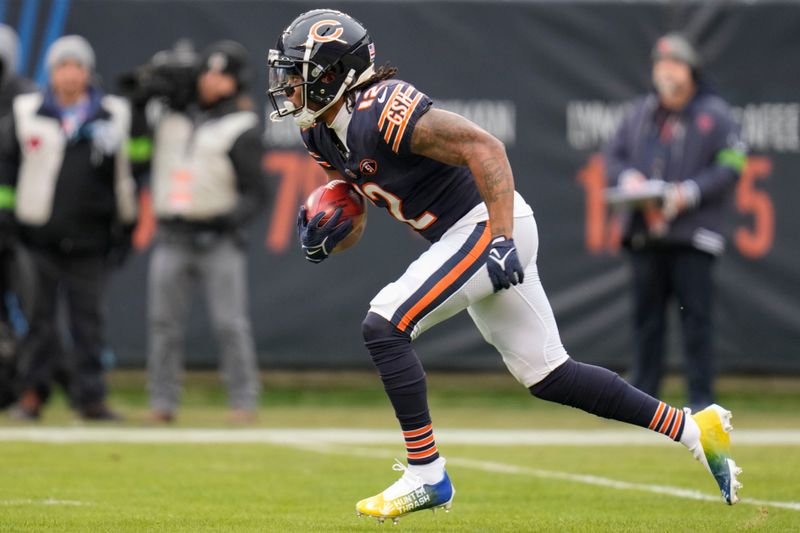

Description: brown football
[305,180,367,253]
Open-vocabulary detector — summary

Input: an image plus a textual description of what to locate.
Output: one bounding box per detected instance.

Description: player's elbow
[479,130,506,156]
[466,129,506,164]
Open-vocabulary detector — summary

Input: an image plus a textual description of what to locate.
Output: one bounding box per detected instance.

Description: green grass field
[1,371,799,532]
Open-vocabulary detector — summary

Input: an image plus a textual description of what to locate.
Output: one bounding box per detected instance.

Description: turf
[1,371,799,532]
[1,443,797,532]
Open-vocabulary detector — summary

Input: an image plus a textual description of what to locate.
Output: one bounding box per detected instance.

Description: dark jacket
[0,75,37,118]
[0,86,138,255]
[604,89,745,255]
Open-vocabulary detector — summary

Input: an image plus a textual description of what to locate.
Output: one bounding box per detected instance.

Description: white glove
[619,169,648,193]
[662,180,700,221]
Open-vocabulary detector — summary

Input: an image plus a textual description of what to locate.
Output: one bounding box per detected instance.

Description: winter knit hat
[651,33,700,70]
[46,35,95,72]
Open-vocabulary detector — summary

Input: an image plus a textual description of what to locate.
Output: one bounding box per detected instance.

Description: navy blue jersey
[301,79,483,242]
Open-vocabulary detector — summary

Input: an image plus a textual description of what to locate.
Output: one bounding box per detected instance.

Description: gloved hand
[296,205,352,264]
[487,236,524,292]
[662,181,700,221]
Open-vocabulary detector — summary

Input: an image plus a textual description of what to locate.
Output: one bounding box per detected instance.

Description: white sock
[680,412,701,448]
[408,457,446,484]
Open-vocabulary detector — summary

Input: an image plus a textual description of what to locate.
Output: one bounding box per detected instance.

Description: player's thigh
[416,214,540,333]
[368,222,491,339]
[467,230,568,386]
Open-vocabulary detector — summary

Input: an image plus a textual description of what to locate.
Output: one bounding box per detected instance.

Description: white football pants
[369,211,570,387]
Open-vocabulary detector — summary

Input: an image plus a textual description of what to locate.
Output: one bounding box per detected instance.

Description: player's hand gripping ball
[297,180,367,263]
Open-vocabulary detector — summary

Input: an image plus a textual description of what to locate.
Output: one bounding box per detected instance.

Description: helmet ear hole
[321,70,337,84]
[331,61,346,76]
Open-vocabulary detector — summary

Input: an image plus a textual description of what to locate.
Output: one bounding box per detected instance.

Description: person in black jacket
[140,41,267,423]
[0,24,37,409]
[604,33,745,410]
[0,35,138,420]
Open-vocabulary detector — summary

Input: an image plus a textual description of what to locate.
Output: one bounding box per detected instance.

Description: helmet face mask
[267,49,315,121]
[267,9,376,128]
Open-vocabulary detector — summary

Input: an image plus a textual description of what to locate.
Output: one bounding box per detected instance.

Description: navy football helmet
[268,9,375,128]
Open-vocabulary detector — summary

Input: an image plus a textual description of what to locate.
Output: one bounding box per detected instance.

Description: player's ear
[321,71,337,84]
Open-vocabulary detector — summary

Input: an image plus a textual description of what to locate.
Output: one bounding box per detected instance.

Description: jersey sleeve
[361,81,433,156]
[300,127,334,170]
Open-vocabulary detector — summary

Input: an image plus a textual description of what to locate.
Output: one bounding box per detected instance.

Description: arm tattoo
[480,156,513,203]
[411,109,474,166]
[411,108,516,238]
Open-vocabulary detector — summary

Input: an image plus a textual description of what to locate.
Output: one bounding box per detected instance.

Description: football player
[267,10,742,523]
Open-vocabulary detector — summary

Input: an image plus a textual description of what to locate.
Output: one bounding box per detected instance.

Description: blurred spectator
[604,33,745,410]
[0,35,138,420]
[0,24,36,410]
[126,40,266,423]
[0,24,37,114]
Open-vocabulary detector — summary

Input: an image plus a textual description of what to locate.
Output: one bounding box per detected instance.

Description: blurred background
[1,0,797,377]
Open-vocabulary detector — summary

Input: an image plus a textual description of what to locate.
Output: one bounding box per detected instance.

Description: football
[305,179,367,253]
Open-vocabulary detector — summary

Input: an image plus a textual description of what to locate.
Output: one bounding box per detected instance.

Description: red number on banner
[735,157,774,258]
[263,150,327,253]
[576,153,621,254]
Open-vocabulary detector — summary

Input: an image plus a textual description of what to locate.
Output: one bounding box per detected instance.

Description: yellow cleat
[688,404,743,504]
[356,460,455,523]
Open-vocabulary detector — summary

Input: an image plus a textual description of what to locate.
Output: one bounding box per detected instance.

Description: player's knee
[529,357,577,399]
[361,312,400,344]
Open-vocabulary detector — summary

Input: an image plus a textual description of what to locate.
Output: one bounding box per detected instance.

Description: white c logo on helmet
[309,20,347,44]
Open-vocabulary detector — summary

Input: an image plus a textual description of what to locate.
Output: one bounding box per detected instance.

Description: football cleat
[688,404,743,504]
[356,460,455,523]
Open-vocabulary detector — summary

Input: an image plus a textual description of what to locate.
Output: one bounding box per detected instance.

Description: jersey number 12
[354,182,437,231]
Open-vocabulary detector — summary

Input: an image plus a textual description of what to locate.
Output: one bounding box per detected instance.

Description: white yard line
[290,442,800,513]
[0,427,799,445]
[0,499,85,506]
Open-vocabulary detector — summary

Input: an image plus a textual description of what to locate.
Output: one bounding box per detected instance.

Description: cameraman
[134,41,267,423]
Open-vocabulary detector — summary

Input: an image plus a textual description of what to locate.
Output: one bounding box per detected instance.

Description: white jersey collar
[327,102,352,152]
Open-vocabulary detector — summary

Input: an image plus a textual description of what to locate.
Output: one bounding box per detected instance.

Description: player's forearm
[468,143,515,239]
